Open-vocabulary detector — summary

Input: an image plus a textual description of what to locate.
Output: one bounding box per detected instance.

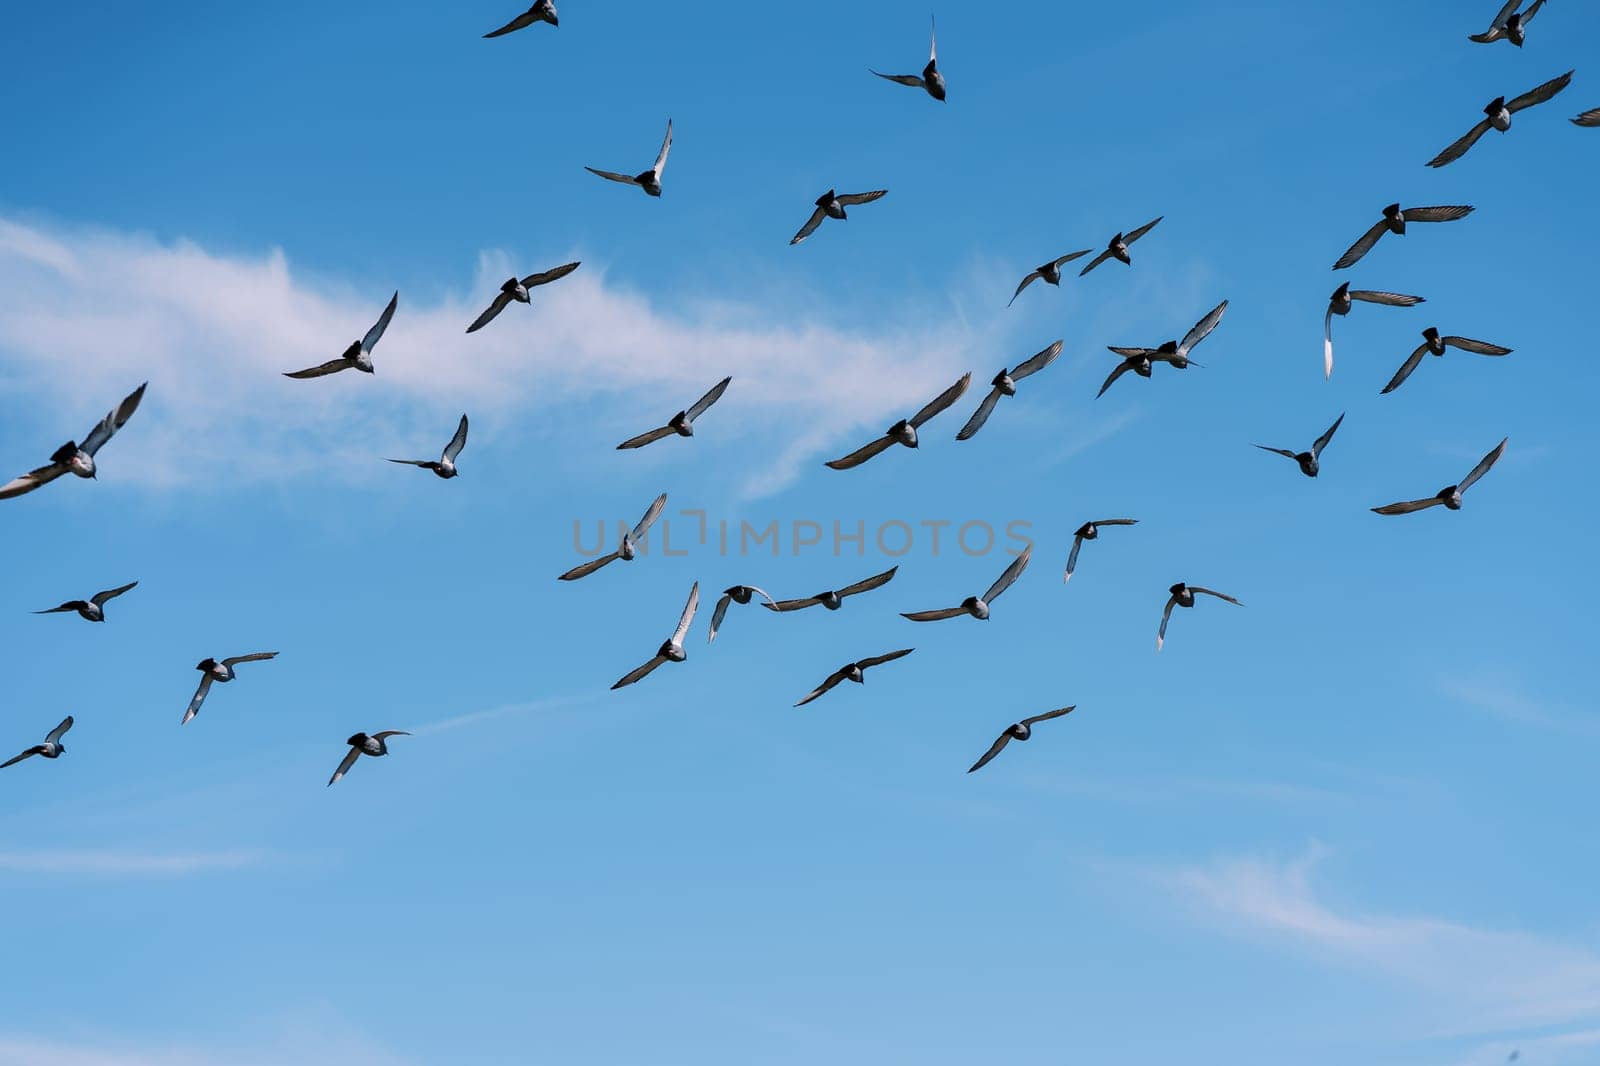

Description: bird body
[1,383,147,500]
[1,716,73,770]
[328,730,410,786]
[35,581,138,623]
[871,18,945,101]
[1470,0,1545,46]
[826,373,971,468]
[1324,282,1425,379]
[1158,583,1243,651]
[1064,519,1137,583]
[708,585,776,643]
[558,493,668,581]
[902,547,1032,623]
[790,189,889,245]
[612,582,700,689]
[1427,71,1573,167]
[766,567,897,614]
[956,342,1063,440]
[284,292,397,379]
[1381,328,1512,395]
[967,706,1076,774]
[586,119,673,197]
[1373,438,1508,516]
[794,649,914,707]
[1254,413,1345,478]
[484,0,557,37]
[1333,204,1473,270]
[617,377,731,449]
[183,652,278,725]
[466,262,580,333]
[1079,217,1163,276]
[389,415,469,479]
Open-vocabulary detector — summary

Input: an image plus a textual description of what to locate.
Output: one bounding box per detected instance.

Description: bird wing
[632,492,669,542]
[1078,248,1115,276]
[1096,518,1139,527]
[1381,342,1430,395]
[1123,216,1163,246]
[1350,290,1425,307]
[1332,221,1388,270]
[0,749,40,770]
[652,119,673,177]
[586,167,641,186]
[790,206,828,245]
[523,262,581,288]
[1573,108,1600,127]
[1312,413,1345,459]
[1096,359,1136,399]
[1011,340,1064,381]
[182,675,214,725]
[0,462,68,499]
[901,607,967,622]
[1401,205,1474,223]
[928,14,937,60]
[1008,270,1043,307]
[766,596,821,613]
[616,425,676,450]
[91,581,139,607]
[362,291,399,353]
[1063,535,1085,582]
[910,372,972,428]
[685,376,732,422]
[1157,597,1177,650]
[795,669,849,707]
[1468,28,1504,43]
[1521,0,1546,24]
[825,434,895,470]
[872,71,926,88]
[46,716,74,744]
[672,582,700,645]
[966,733,1012,774]
[1021,705,1077,728]
[836,190,888,207]
[557,551,620,581]
[284,358,353,379]
[1488,0,1521,28]
[1324,307,1336,381]
[983,546,1032,604]
[484,10,539,37]
[1427,119,1493,168]
[1507,69,1573,113]
[708,594,732,643]
[1190,586,1243,606]
[1443,336,1512,356]
[1459,437,1509,494]
[466,291,514,333]
[612,655,668,690]
[955,387,1003,441]
[442,415,470,462]
[373,730,411,740]
[860,648,915,670]
[34,602,81,614]
[1373,497,1445,516]
[327,746,361,786]
[82,382,148,456]
[1107,346,1159,359]
[222,652,278,668]
[1180,300,1228,355]
[1052,249,1092,269]
[387,459,433,467]
[839,566,898,599]
[1254,445,1299,461]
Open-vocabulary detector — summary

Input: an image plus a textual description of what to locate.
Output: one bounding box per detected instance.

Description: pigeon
[0,716,73,770]
[967,706,1076,774]
[1254,413,1345,478]
[586,119,673,197]
[284,291,397,378]
[1008,251,1093,307]
[1381,328,1512,395]
[1427,70,1574,168]
[708,585,776,643]
[558,493,668,581]
[1078,217,1163,276]
[1469,0,1546,46]
[1324,283,1425,380]
[617,377,731,449]
[0,383,147,501]
[871,16,946,101]
[825,373,971,469]
[902,546,1032,622]
[1100,300,1227,397]
[1373,438,1508,516]
[1574,108,1600,126]
[1064,519,1138,583]
[1158,584,1243,651]
[766,566,898,613]
[795,649,914,707]
[183,653,278,725]
[484,0,557,36]
[1333,204,1473,270]
[388,415,469,479]
[466,262,580,333]
[612,582,699,689]
[790,189,889,245]
[34,581,138,623]
[956,342,1063,440]
[328,731,410,787]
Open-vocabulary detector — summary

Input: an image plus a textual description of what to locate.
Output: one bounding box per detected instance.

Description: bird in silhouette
[1373,438,1508,516]
[1469,0,1546,46]
[586,119,673,197]
[184,653,278,725]
[826,373,971,468]
[1100,301,1226,397]
[795,649,914,707]
[902,547,1032,622]
[1254,413,1345,478]
[1573,108,1600,127]
[466,262,580,333]
[1,383,147,501]
[967,706,1076,774]
[1079,217,1163,276]
[1324,283,1425,380]
[767,566,898,613]
[284,292,397,378]
[1064,519,1138,583]
[484,1,557,37]
[957,342,1063,440]
[1381,328,1512,395]
[708,585,776,643]
[1,716,72,770]
[791,189,889,245]
[1158,584,1243,651]
[1009,251,1092,307]
[388,415,469,479]
[871,17,945,101]
[559,493,668,581]
[1333,204,1473,270]
[612,582,700,689]
[34,581,138,623]
[1427,70,1573,167]
[328,731,410,787]
[617,377,731,449]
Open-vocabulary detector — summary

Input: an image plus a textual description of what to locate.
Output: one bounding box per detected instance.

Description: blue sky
[2,1,1598,1063]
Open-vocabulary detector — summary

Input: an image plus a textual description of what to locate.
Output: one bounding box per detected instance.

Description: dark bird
[1470,0,1546,45]
[1,716,72,771]
[1333,204,1473,270]
[0,383,147,501]
[967,706,1076,774]
[902,547,1032,622]
[795,649,914,707]
[612,582,699,690]
[871,17,945,101]
[1078,217,1163,277]
[766,566,897,614]
[1324,283,1425,380]
[558,492,668,581]
[183,653,278,725]
[1100,300,1227,397]
[1381,328,1512,395]
[708,585,776,643]
[1159,584,1243,651]
[1008,250,1092,306]
[466,262,580,333]
[957,342,1062,440]
[484,0,557,36]
[284,292,397,379]
[791,189,889,245]
[826,373,971,468]
[1064,519,1138,583]
[34,581,138,623]
[1427,70,1574,167]
[617,377,731,449]
[328,731,410,787]
[1574,108,1600,126]
[1373,438,1508,516]
[1254,413,1345,478]
[586,119,673,197]
[388,415,469,479]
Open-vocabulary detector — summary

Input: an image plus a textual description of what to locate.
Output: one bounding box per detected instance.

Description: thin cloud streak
[0,848,265,877]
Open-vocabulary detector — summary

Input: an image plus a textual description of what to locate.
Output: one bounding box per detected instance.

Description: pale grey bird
[1078,216,1163,276]
[0,383,146,501]
[1333,204,1474,270]
[967,706,1076,774]
[790,189,889,245]
[34,581,138,623]
[284,292,397,379]
[871,17,945,101]
[1324,282,1425,380]
[183,653,278,725]
[466,262,580,333]
[1470,0,1546,46]
[617,377,731,449]
[1100,300,1227,397]
[328,731,410,787]
[612,582,699,689]
[1009,250,1092,306]
[586,119,673,197]
[1427,70,1573,167]
[795,649,914,707]
[956,342,1063,440]
[388,415,469,479]
[1158,583,1243,651]
[484,0,557,36]
[558,492,668,581]
[1064,519,1138,583]
[1,716,72,770]
[1372,438,1508,516]
[1574,108,1600,126]
[826,373,971,469]
[1254,413,1345,478]
[902,547,1032,622]
[708,585,776,643]
[766,566,897,613]
[1382,328,1512,395]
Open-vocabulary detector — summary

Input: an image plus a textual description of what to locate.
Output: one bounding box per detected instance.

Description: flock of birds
[1,1,1590,782]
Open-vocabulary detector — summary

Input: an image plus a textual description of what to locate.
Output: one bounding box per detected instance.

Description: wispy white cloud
[0,1020,411,1066]
[0,848,264,877]
[1438,672,1600,736]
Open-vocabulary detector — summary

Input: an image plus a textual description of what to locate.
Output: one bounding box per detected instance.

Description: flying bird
[957,342,1063,440]
[1100,300,1227,397]
[790,189,888,245]
[871,17,945,101]
[708,585,776,643]
[1,716,72,770]
[1008,250,1092,306]
[284,292,397,379]
[328,731,410,787]
[586,119,673,197]
[1574,108,1600,126]
[1333,204,1473,270]
[183,653,278,725]
[484,0,557,36]
[825,373,971,468]
[766,566,897,613]
[1064,519,1138,583]
[1469,0,1546,46]
[388,415,469,479]
[1254,413,1345,478]
[795,649,914,707]
[0,383,147,501]
[1078,217,1163,277]
[612,582,699,690]
[34,581,138,623]
[466,261,580,333]
[558,492,668,581]
[902,547,1032,622]
[1381,328,1512,395]
[617,377,731,449]
[1373,438,1508,516]
[1158,584,1243,651]
[1427,70,1574,167]
[967,706,1076,774]
[1324,283,1425,380]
